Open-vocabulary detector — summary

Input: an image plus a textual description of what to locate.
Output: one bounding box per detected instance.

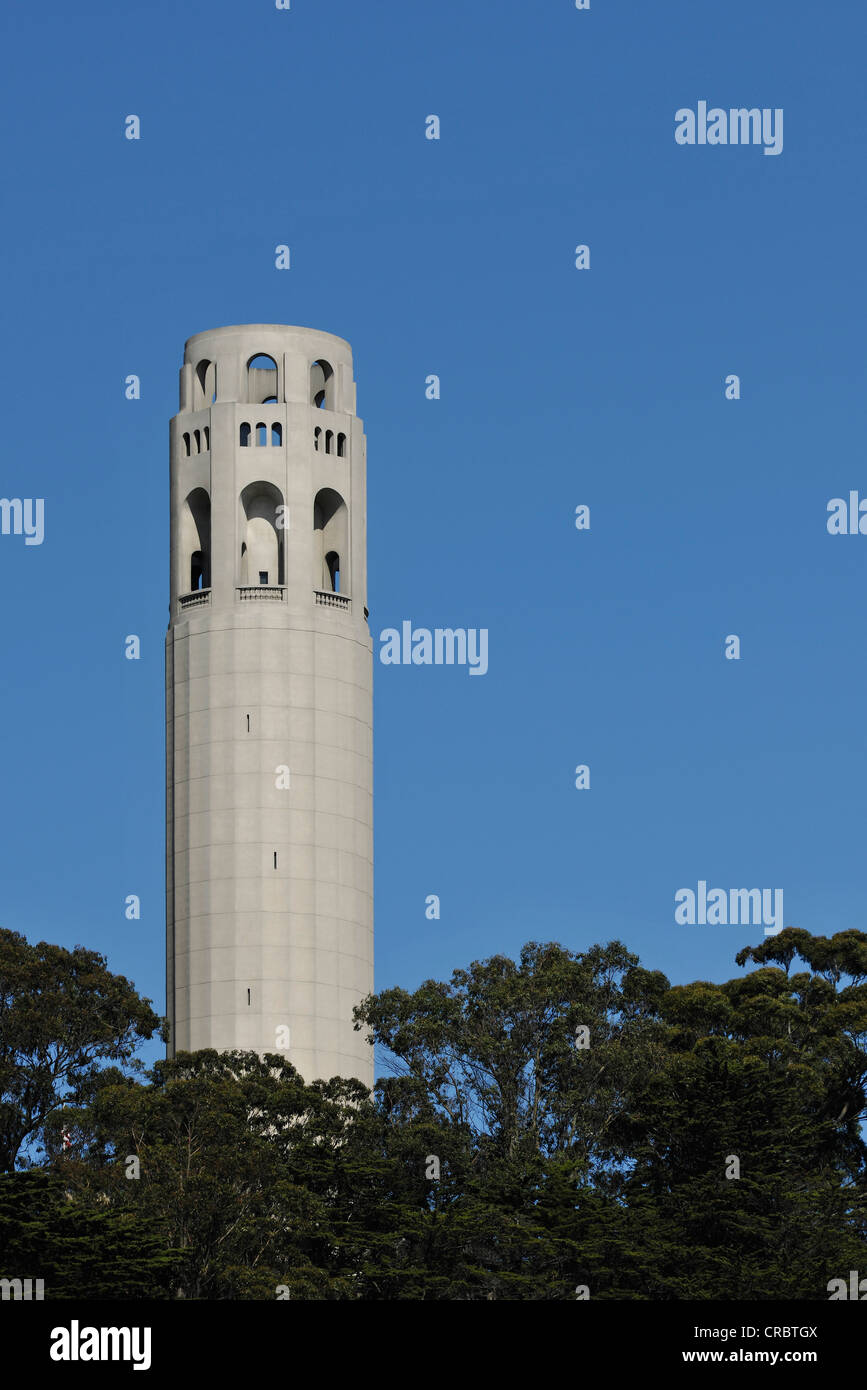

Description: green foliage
[0,928,163,1173]
[1,928,866,1298]
[0,1170,177,1298]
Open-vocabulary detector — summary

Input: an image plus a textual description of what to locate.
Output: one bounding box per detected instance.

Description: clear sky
[1,0,865,1074]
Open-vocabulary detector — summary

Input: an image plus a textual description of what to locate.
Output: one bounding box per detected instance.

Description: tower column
[166,324,373,1087]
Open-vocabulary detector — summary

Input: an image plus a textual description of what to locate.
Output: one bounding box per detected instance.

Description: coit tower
[165,324,373,1087]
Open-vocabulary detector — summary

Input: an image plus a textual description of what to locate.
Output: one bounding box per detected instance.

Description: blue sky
[1,0,865,1074]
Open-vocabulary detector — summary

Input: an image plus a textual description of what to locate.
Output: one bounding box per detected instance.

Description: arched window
[337,433,346,457]
[203,426,210,451]
[181,489,211,594]
[240,422,251,447]
[325,551,341,593]
[313,488,348,594]
[325,430,333,454]
[195,359,216,407]
[271,422,282,446]
[247,354,278,404]
[182,432,191,457]
[310,359,333,410]
[239,482,285,586]
[314,427,321,452]
[193,429,201,454]
[256,422,268,447]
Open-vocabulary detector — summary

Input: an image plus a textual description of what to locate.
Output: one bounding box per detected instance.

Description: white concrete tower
[166,324,373,1087]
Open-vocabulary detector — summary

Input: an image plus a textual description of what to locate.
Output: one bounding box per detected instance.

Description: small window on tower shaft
[247,989,251,1006]
[259,571,268,585]
[273,852,278,869]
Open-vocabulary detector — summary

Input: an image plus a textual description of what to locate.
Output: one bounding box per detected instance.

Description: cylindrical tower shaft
[166,324,373,1086]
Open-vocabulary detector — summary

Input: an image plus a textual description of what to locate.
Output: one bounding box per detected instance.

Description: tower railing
[237,585,286,601]
[179,589,211,610]
[314,590,351,610]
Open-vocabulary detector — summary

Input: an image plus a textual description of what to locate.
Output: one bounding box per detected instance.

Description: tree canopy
[1,927,865,1298]
[0,928,162,1174]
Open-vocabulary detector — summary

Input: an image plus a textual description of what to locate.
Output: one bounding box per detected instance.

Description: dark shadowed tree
[0,1170,178,1298]
[0,928,162,1173]
[4,929,867,1299]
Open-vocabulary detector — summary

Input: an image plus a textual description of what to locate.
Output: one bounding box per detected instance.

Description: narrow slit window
[326,551,340,593]
[247,989,251,1006]
[273,852,278,869]
[246,714,250,732]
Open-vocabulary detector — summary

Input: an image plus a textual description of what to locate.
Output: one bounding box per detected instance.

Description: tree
[65,1051,373,1298]
[0,1170,177,1298]
[4,928,866,1299]
[356,931,867,1299]
[0,928,162,1173]
[353,939,666,1175]
[616,928,867,1297]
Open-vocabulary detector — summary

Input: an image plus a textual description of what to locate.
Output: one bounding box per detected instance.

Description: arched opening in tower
[194,358,216,407]
[310,358,334,410]
[246,353,278,404]
[239,481,285,586]
[182,488,211,593]
[313,487,348,593]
